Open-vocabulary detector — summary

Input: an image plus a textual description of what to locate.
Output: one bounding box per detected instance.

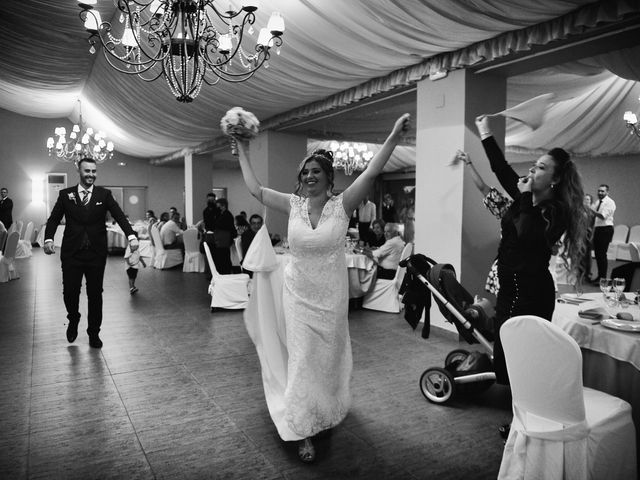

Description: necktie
[81,190,90,206]
[596,200,602,211]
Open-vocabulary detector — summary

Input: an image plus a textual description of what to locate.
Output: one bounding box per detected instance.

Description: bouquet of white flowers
[220,107,260,156]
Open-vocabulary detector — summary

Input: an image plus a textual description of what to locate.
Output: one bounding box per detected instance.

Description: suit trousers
[593,225,614,280]
[62,250,107,335]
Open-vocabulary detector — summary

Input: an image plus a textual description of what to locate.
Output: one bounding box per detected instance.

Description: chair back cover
[630,242,640,262]
[22,222,34,244]
[149,227,165,253]
[2,231,19,260]
[612,224,629,243]
[182,228,199,253]
[393,242,414,289]
[0,230,6,253]
[202,241,220,276]
[502,315,586,425]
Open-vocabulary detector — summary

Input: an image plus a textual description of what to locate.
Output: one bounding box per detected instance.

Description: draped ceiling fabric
[0,0,638,162]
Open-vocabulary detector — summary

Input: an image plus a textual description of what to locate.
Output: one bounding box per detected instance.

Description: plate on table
[601,318,640,332]
[560,293,592,305]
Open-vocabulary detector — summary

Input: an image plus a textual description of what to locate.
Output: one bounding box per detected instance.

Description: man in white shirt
[591,184,616,283]
[364,223,405,279]
[160,212,184,249]
[357,196,376,241]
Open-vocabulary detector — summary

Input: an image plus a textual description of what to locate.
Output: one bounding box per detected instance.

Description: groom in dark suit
[44,157,138,348]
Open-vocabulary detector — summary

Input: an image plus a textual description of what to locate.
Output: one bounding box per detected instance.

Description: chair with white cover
[203,242,250,310]
[617,225,640,261]
[15,221,34,259]
[362,242,413,313]
[230,236,242,271]
[608,224,629,260]
[0,230,6,254]
[0,231,20,282]
[150,226,183,269]
[182,228,205,273]
[498,315,636,480]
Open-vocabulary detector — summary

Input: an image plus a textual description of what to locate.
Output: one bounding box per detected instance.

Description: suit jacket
[44,185,136,260]
[0,196,12,228]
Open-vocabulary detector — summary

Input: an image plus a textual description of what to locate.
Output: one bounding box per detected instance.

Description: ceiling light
[78,0,285,103]
[46,99,114,164]
[329,141,375,176]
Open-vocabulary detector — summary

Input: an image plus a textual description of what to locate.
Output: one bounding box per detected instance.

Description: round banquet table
[552,292,640,472]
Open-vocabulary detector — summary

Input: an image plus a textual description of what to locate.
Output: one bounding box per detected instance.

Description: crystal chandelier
[78,0,285,103]
[624,97,640,138]
[329,141,375,176]
[46,100,115,164]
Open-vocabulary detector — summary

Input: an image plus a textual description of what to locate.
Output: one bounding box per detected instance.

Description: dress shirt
[593,195,615,228]
[372,235,405,271]
[358,201,376,223]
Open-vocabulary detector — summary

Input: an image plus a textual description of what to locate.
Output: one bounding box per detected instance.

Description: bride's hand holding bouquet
[220,107,260,156]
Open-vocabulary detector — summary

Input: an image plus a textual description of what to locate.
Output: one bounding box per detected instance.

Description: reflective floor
[0,249,510,479]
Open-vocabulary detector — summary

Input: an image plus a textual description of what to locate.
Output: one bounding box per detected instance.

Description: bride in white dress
[235,113,410,462]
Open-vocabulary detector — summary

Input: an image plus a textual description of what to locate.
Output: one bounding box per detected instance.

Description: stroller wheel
[444,349,470,369]
[420,367,455,404]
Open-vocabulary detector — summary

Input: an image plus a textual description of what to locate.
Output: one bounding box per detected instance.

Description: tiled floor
[0,250,515,479]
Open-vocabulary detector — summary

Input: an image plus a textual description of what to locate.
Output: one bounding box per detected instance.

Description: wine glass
[613,277,626,307]
[599,278,611,297]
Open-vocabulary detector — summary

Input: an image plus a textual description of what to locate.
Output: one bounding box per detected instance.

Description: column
[184,152,213,226]
[250,130,307,239]
[415,69,506,331]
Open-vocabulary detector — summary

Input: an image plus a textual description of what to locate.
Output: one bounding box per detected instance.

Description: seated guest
[169,206,187,230]
[235,215,254,262]
[364,223,405,279]
[160,212,184,249]
[249,213,281,246]
[156,212,169,231]
[365,219,386,248]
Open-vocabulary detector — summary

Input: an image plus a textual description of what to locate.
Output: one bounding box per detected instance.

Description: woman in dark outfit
[475,115,588,394]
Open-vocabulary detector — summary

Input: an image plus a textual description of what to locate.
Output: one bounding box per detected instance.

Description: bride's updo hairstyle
[294,149,335,196]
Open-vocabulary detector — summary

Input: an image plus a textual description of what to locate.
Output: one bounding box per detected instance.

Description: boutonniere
[68,192,76,203]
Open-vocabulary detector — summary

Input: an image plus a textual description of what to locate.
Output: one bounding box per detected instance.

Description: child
[124,248,146,294]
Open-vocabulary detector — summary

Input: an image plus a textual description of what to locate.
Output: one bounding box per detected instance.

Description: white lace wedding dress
[242,193,352,441]
[283,193,352,438]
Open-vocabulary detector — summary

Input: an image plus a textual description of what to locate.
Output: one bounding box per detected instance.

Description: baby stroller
[400,254,496,404]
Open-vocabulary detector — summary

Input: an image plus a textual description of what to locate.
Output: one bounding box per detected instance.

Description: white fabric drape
[2,0,633,160]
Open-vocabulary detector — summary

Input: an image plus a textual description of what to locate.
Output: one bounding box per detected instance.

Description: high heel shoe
[498,423,511,440]
[298,438,315,463]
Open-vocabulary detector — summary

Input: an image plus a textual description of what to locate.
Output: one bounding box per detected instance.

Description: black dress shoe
[66,322,79,343]
[89,335,103,349]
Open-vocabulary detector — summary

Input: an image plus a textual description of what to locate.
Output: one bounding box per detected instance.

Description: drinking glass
[599,278,611,296]
[613,277,626,308]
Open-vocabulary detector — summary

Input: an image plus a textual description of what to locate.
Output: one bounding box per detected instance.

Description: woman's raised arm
[343,113,411,214]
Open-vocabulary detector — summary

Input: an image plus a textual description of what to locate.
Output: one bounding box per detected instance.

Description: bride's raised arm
[342,113,411,215]
[236,139,291,215]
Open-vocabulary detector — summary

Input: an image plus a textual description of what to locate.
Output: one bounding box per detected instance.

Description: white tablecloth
[552,293,640,370]
[274,252,376,299]
[553,292,640,473]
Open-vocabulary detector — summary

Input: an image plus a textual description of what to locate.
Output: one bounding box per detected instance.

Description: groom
[44,157,138,348]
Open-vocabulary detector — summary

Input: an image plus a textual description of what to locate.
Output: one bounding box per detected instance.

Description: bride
[234,113,410,462]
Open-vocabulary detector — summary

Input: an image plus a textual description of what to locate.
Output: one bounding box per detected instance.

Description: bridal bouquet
[220,107,260,155]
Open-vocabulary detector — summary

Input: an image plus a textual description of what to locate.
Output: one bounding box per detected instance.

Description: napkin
[578,306,611,320]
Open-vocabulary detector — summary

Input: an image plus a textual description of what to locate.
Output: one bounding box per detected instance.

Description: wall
[0,108,184,229]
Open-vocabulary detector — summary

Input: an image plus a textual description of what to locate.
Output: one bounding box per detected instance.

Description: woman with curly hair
[235,114,411,463]
[475,115,589,390]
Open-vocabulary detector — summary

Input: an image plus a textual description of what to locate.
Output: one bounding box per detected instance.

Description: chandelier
[46,100,114,164]
[624,97,639,138]
[78,0,285,103]
[329,141,375,176]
